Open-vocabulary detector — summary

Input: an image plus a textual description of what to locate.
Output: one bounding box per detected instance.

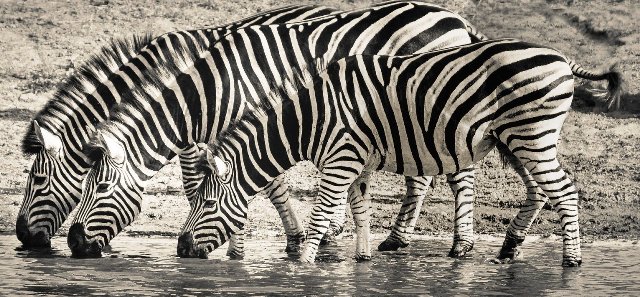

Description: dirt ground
[0,0,638,245]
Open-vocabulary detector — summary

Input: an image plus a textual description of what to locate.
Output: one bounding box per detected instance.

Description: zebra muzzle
[177,232,209,259]
[68,223,102,258]
[15,215,51,249]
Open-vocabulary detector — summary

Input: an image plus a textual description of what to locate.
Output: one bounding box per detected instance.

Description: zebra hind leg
[447,166,476,258]
[505,142,582,267]
[495,155,548,263]
[378,176,431,251]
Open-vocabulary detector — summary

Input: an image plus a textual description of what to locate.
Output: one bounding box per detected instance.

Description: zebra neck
[214,100,305,196]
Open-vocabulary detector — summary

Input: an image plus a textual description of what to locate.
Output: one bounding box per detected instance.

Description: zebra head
[17,121,83,248]
[177,147,245,258]
[67,132,143,257]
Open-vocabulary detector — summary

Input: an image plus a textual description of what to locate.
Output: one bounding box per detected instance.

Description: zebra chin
[67,223,103,258]
[15,215,51,249]
[176,231,209,259]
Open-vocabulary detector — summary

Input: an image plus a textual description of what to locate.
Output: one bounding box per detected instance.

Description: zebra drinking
[180,38,622,266]
[16,4,336,249]
[67,1,496,258]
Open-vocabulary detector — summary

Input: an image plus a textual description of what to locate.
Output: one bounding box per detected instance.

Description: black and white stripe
[16,4,334,249]
[181,39,621,266]
[66,1,494,258]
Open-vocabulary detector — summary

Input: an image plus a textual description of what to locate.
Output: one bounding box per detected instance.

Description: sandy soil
[0,0,638,244]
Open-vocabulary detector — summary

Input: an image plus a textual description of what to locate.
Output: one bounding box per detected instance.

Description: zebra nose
[67,223,86,252]
[177,231,196,258]
[16,216,52,249]
[68,223,101,257]
[15,215,30,245]
[177,231,208,258]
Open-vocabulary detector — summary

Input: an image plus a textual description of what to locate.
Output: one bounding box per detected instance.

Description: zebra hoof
[494,246,524,264]
[448,240,474,258]
[226,250,245,259]
[377,237,409,251]
[319,230,338,246]
[355,254,372,262]
[562,258,582,267]
[285,233,305,254]
[496,232,525,261]
[298,249,316,264]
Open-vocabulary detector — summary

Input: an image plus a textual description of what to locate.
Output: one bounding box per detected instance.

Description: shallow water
[0,234,638,296]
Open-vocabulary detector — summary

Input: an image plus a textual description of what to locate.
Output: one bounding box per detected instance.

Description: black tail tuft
[602,63,624,111]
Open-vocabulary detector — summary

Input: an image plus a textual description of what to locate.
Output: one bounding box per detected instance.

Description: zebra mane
[94,33,209,144]
[82,130,107,162]
[21,34,155,155]
[206,58,327,158]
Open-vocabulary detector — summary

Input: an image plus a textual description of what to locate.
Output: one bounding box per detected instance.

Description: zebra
[16,4,337,249]
[178,38,622,266]
[65,1,497,258]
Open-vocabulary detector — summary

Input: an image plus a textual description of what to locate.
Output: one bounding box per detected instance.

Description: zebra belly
[376,122,495,177]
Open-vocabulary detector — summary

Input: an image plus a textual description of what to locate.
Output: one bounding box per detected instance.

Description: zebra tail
[568,59,624,111]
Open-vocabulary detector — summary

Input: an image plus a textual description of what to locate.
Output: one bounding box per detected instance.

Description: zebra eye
[97,183,110,192]
[32,175,47,185]
[203,200,217,208]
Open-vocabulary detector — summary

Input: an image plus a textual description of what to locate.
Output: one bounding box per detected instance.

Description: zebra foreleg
[299,163,364,263]
[378,176,431,251]
[447,166,476,258]
[226,228,246,259]
[509,149,581,267]
[348,171,373,261]
[263,174,306,254]
[319,202,347,246]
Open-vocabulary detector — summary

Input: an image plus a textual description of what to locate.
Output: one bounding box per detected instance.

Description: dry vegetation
[0,0,638,245]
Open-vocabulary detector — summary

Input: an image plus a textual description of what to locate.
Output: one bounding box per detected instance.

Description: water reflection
[0,234,638,295]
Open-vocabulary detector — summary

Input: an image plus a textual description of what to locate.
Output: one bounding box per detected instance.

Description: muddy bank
[0,0,638,243]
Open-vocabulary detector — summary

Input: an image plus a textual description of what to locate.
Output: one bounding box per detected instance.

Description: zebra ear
[205,149,229,177]
[33,121,63,157]
[99,133,126,165]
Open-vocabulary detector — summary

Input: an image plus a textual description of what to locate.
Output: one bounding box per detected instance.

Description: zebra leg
[299,164,364,263]
[226,228,246,259]
[263,174,306,254]
[179,144,246,258]
[348,171,373,261]
[179,144,206,205]
[497,162,548,262]
[509,152,581,267]
[447,166,476,258]
[319,201,347,246]
[378,176,431,251]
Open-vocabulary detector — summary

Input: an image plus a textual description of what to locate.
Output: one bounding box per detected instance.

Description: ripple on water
[0,234,639,295]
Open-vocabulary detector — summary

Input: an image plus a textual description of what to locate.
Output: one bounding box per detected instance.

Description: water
[0,234,638,296]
